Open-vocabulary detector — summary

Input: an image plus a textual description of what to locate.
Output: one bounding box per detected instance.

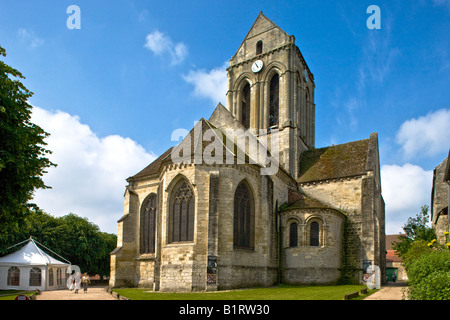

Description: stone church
[110,12,386,291]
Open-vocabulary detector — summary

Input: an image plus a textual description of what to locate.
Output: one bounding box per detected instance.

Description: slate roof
[128,117,267,181]
[298,138,370,183]
[129,147,173,180]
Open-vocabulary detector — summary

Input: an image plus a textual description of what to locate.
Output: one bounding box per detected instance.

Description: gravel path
[36,286,116,300]
[364,282,407,300]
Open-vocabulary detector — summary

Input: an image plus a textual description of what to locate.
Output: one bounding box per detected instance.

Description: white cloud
[359,21,400,88]
[31,107,156,234]
[17,28,44,49]
[144,30,188,65]
[432,0,450,10]
[396,108,450,159]
[182,62,228,106]
[381,163,433,234]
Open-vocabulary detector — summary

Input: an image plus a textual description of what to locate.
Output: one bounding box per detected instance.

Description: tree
[393,205,436,258]
[0,210,117,277]
[0,45,56,237]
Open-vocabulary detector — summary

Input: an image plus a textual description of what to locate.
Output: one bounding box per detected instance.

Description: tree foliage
[0,45,56,237]
[0,210,117,277]
[392,205,450,300]
[392,205,436,257]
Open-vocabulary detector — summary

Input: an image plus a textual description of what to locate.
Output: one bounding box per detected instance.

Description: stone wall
[281,208,344,284]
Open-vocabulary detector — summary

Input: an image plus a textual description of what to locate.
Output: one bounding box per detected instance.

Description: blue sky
[1,0,449,234]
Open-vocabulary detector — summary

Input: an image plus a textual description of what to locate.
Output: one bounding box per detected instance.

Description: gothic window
[7,267,20,286]
[310,221,320,246]
[241,83,251,129]
[140,193,157,254]
[29,267,42,286]
[256,40,263,55]
[170,180,195,243]
[269,74,279,127]
[289,222,298,247]
[233,181,254,249]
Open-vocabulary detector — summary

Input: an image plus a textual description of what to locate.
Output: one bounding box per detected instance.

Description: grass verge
[113,284,378,300]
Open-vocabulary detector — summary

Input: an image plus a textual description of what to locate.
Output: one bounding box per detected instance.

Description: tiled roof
[128,147,173,180]
[298,139,370,183]
[128,118,266,181]
[386,250,402,262]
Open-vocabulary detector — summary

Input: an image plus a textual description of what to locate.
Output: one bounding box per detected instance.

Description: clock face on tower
[251,59,264,73]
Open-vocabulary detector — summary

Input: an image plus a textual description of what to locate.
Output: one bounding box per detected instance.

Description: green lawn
[113,284,377,300]
[0,290,35,300]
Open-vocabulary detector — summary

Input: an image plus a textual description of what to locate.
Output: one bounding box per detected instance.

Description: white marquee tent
[0,238,71,291]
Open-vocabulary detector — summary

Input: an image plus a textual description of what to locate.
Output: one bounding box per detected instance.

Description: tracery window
[170,180,195,243]
[29,267,42,286]
[289,222,298,247]
[233,181,254,249]
[140,193,157,253]
[310,221,320,247]
[7,267,20,286]
[241,83,251,129]
[269,74,279,127]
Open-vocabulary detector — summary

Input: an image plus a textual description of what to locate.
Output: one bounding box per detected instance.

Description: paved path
[364,282,407,300]
[36,286,116,300]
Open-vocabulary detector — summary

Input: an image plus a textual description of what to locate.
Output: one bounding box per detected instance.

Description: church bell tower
[226,12,315,178]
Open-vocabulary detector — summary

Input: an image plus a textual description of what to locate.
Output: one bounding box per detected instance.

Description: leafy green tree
[0,45,55,237]
[0,210,117,277]
[393,205,436,257]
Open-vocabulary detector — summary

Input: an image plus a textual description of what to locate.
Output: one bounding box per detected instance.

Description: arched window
[170,180,195,243]
[310,221,320,246]
[256,40,263,55]
[140,193,157,254]
[48,268,54,286]
[29,267,41,286]
[241,83,251,129]
[7,267,20,286]
[289,222,298,247]
[233,181,254,249]
[269,74,279,127]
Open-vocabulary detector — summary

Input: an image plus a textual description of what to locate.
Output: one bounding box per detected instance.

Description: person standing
[391,272,397,282]
[81,273,90,293]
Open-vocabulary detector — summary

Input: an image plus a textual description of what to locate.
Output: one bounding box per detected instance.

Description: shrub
[408,271,450,300]
[402,240,431,271]
[406,250,450,300]
[406,250,450,286]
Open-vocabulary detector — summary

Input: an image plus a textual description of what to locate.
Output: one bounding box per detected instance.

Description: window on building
[310,221,320,246]
[233,181,254,249]
[269,74,279,127]
[29,267,42,286]
[289,222,298,247]
[57,268,62,286]
[170,180,195,243]
[140,193,157,254]
[48,268,54,286]
[7,267,20,286]
[256,40,263,55]
[241,83,251,129]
